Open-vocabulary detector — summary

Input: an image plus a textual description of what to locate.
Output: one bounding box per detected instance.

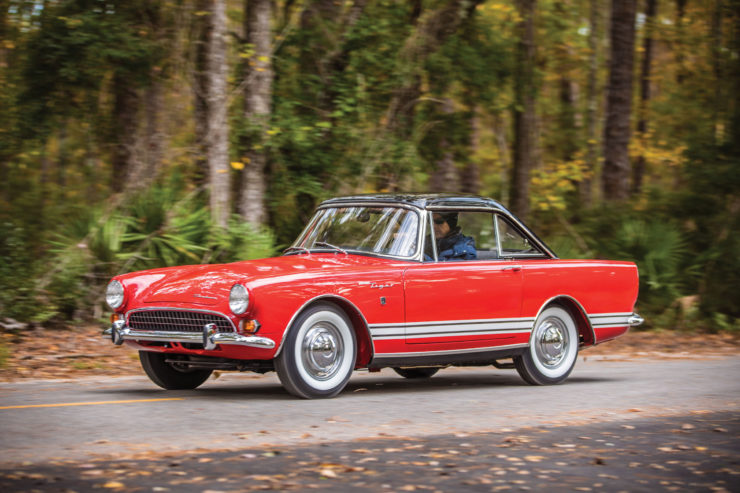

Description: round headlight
[229,284,249,315]
[106,280,125,309]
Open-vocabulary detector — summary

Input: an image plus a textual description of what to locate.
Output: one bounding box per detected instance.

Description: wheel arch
[533,295,595,347]
[274,295,374,367]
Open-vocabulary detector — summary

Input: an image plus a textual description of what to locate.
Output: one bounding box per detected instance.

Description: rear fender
[533,295,595,347]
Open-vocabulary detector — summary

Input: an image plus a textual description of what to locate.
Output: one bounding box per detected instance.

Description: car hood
[116,254,400,306]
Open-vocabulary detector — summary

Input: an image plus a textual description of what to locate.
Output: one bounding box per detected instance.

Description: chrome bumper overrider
[103,321,275,350]
[627,313,644,326]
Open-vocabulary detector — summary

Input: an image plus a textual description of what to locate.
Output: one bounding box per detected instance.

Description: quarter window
[495,215,544,257]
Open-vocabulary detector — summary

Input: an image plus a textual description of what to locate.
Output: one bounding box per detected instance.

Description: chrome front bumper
[627,313,644,326]
[103,321,276,350]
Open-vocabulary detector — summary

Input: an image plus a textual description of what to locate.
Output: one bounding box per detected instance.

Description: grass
[0,340,9,369]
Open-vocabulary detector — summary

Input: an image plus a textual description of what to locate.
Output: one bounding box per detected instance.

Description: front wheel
[275,303,357,399]
[514,306,578,385]
[139,351,212,390]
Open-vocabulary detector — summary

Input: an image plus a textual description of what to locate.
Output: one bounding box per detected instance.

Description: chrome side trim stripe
[369,317,534,341]
[368,311,636,344]
[370,317,535,329]
[588,313,633,327]
[405,330,530,340]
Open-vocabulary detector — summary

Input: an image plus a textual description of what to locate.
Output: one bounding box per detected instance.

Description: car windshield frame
[289,204,424,260]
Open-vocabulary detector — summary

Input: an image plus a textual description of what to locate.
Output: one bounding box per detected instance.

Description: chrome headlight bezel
[106,280,125,309]
[229,283,250,315]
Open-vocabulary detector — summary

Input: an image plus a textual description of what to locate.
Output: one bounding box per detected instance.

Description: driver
[430,212,476,261]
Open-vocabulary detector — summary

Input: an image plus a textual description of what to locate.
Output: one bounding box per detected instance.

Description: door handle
[502,265,522,272]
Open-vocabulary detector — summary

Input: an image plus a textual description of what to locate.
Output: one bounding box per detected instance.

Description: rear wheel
[276,303,357,399]
[139,351,212,390]
[515,306,578,385]
[393,367,440,379]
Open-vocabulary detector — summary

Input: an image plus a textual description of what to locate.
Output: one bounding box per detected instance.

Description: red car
[104,194,642,398]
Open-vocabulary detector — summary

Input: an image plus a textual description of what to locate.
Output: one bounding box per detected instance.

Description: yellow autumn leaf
[103,481,125,489]
[231,161,245,170]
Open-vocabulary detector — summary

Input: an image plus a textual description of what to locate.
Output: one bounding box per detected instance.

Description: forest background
[0,0,738,338]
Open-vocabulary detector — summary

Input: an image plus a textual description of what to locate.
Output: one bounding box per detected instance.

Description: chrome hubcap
[534,317,569,368]
[301,323,343,380]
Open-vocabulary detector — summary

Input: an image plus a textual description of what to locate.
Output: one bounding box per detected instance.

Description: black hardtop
[320,193,508,212]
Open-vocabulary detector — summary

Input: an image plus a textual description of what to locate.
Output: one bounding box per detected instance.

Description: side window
[456,212,497,257]
[426,211,499,261]
[495,215,543,257]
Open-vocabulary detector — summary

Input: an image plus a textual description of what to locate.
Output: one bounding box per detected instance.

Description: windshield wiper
[314,241,348,255]
[283,246,311,255]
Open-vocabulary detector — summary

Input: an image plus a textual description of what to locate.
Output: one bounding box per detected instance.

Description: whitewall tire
[515,306,578,385]
[276,303,357,398]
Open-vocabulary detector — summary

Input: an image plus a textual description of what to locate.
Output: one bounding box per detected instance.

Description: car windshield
[294,206,420,258]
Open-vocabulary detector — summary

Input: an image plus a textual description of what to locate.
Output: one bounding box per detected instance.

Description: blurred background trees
[0,0,738,330]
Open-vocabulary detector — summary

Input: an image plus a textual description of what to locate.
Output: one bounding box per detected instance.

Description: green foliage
[0,338,9,369]
[677,137,740,318]
[18,0,164,138]
[611,220,688,312]
[571,206,691,318]
[14,185,277,325]
[0,222,40,321]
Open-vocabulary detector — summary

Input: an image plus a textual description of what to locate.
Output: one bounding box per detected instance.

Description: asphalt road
[1,412,737,492]
[0,356,739,491]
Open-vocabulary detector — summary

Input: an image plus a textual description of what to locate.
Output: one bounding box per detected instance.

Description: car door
[402,210,530,353]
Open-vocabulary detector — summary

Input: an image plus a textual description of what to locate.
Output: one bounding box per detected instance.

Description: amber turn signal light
[110,313,120,323]
[240,319,261,334]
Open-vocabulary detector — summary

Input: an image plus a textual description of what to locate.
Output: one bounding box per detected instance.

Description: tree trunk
[555,1,581,164]
[602,0,637,202]
[633,0,657,195]
[710,0,723,142]
[126,77,163,190]
[239,0,273,226]
[110,71,140,187]
[207,0,231,228]
[510,0,537,220]
[460,108,481,194]
[429,99,459,192]
[192,0,211,188]
[493,112,511,205]
[581,0,602,206]
[675,0,687,84]
[559,68,580,161]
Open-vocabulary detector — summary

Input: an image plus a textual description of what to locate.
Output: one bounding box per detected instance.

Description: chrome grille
[127,310,233,333]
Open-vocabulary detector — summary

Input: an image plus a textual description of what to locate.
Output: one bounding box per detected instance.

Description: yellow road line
[0,398,184,410]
